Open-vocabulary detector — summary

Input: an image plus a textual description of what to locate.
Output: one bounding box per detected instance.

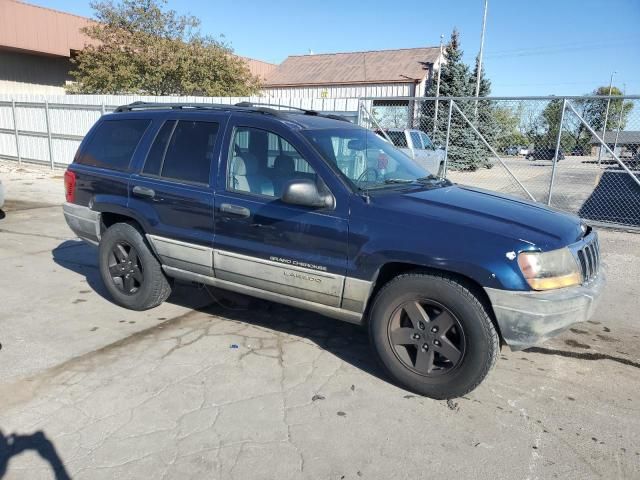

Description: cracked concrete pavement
[0,161,639,479]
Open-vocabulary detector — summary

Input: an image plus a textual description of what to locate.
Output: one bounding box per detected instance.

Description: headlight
[517,248,581,290]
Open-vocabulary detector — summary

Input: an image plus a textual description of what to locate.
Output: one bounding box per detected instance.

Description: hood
[373,184,584,250]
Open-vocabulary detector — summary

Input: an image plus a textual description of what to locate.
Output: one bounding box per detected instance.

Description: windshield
[303,128,436,190]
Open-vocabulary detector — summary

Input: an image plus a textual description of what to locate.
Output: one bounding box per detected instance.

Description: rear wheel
[99,222,171,310]
[369,272,499,399]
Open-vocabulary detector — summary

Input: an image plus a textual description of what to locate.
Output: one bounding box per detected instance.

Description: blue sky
[34,0,640,96]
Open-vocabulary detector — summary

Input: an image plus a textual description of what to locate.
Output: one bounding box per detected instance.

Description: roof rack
[234,101,318,116]
[113,100,351,122]
[235,102,350,122]
[114,101,239,113]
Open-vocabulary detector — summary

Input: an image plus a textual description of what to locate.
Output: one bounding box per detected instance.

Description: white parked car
[376,128,445,175]
[0,179,4,210]
[518,147,530,156]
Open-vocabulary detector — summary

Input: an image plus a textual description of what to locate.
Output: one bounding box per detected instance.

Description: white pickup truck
[376,129,445,176]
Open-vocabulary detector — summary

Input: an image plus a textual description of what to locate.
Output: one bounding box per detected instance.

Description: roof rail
[235,101,318,115]
[235,102,351,122]
[113,101,289,119]
[112,101,351,122]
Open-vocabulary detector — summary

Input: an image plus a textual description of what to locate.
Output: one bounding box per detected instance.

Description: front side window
[227,127,316,198]
[142,120,219,184]
[78,119,150,171]
[304,127,441,191]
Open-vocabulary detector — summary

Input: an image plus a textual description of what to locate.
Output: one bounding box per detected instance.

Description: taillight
[64,170,76,203]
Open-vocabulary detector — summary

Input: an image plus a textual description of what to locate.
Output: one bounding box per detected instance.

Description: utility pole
[432,33,444,136]
[473,0,489,118]
[598,71,616,165]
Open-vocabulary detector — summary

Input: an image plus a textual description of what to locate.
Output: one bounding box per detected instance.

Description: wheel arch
[362,262,503,344]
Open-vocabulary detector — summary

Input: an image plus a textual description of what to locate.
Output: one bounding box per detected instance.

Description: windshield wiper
[383,178,414,184]
[416,175,443,183]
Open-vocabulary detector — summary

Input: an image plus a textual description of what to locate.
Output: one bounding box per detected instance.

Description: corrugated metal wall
[262,83,415,99]
[0,94,362,167]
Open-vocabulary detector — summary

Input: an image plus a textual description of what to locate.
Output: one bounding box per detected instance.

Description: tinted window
[78,119,150,170]
[143,120,176,176]
[143,120,219,184]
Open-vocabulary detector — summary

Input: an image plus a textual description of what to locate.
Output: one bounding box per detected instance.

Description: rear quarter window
[142,120,219,185]
[77,119,150,171]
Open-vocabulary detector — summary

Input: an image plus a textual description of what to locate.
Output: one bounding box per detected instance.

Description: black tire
[99,222,171,310]
[369,272,499,399]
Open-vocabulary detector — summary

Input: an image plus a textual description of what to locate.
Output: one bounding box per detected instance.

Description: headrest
[274,154,295,174]
[231,152,259,175]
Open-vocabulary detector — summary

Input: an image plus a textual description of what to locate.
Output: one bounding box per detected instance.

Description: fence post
[11,100,22,165]
[547,98,567,206]
[442,99,454,178]
[101,101,106,116]
[44,100,54,169]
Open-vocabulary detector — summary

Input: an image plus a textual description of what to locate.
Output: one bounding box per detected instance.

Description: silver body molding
[144,235,372,324]
[147,235,213,277]
[62,202,101,245]
[485,271,605,351]
[163,265,364,324]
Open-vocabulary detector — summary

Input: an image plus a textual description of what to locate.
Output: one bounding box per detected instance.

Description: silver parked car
[0,179,4,210]
[376,128,445,175]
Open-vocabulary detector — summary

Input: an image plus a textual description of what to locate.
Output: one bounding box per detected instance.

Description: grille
[575,234,600,283]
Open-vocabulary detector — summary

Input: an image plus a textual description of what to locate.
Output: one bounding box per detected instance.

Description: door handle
[220,203,250,218]
[132,186,156,199]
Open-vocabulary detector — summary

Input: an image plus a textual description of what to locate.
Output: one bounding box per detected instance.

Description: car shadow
[51,240,385,385]
[0,429,71,480]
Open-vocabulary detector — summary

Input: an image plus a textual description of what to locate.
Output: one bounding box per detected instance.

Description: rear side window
[142,120,219,185]
[77,119,150,171]
[386,131,408,148]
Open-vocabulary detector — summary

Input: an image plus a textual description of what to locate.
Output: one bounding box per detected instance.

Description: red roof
[264,47,440,86]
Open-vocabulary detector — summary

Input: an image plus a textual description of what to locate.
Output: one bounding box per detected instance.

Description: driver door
[212,114,349,308]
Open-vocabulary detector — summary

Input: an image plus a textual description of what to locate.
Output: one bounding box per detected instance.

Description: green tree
[537,86,633,154]
[68,0,260,96]
[423,29,488,170]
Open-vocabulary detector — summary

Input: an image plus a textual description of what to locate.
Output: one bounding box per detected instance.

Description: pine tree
[469,54,497,169]
[423,29,487,170]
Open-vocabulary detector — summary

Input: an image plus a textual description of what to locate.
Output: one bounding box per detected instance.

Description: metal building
[261,47,444,100]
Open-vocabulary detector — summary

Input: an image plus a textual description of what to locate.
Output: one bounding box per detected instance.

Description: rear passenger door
[129,113,226,277]
[213,115,350,308]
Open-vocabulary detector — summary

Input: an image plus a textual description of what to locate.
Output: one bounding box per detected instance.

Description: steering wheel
[355,168,380,187]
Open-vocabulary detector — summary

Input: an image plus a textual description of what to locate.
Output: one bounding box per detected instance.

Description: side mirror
[281,179,334,209]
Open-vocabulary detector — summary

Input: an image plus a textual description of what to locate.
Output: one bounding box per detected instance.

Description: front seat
[272,154,296,196]
[230,153,274,196]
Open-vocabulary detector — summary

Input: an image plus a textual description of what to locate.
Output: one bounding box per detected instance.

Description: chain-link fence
[358,95,640,229]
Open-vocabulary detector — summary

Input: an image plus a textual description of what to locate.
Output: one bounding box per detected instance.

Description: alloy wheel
[107,241,144,295]
[387,299,466,376]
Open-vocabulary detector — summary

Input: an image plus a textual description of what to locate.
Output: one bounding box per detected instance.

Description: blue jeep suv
[63,102,604,398]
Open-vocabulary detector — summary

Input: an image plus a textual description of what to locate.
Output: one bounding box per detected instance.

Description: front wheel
[369,272,499,399]
[99,222,172,310]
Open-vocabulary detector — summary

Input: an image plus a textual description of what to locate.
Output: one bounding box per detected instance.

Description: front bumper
[485,272,605,350]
